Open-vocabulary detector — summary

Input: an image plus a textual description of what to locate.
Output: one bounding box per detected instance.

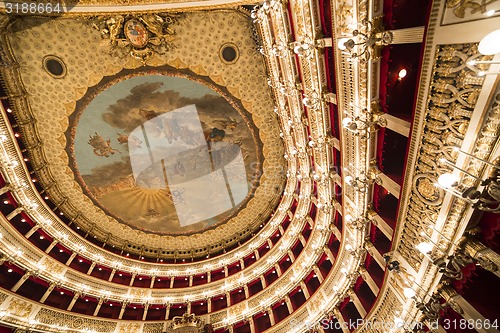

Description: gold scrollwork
[90,13,179,63]
[6,299,33,317]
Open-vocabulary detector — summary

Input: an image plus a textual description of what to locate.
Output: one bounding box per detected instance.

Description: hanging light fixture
[435,156,500,213]
[398,69,407,80]
[336,19,392,61]
[478,29,500,55]
[341,112,387,138]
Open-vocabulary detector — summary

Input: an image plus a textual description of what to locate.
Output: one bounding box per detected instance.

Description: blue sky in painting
[75,75,219,175]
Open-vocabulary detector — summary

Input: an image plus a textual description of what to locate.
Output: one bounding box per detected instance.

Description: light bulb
[337,38,350,51]
[403,287,416,298]
[398,69,407,79]
[416,242,433,254]
[478,29,500,55]
[437,173,458,188]
[342,117,353,128]
[345,244,353,251]
[344,175,353,184]
[340,267,347,274]
[486,9,495,16]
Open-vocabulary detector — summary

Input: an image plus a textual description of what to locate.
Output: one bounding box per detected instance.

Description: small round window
[43,55,66,78]
[220,43,239,64]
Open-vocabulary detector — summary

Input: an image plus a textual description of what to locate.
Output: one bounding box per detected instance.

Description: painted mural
[71,74,261,234]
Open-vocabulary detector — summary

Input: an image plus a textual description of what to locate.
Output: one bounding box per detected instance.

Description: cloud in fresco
[82,157,133,188]
[101,82,237,132]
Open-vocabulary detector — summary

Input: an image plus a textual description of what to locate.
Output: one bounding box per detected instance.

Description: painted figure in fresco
[117,133,128,144]
[139,108,159,120]
[206,128,225,142]
[88,132,120,157]
[117,133,142,149]
[216,117,239,131]
[173,160,185,177]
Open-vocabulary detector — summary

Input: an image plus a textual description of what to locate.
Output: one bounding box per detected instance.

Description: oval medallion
[124,19,149,48]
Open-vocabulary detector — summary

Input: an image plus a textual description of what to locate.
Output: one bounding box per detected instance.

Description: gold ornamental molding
[0,0,260,16]
[90,13,180,62]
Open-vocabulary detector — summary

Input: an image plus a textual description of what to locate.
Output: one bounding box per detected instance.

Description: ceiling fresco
[69,73,262,234]
[0,11,285,252]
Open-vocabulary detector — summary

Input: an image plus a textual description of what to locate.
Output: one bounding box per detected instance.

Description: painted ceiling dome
[0,1,499,333]
[70,73,262,235]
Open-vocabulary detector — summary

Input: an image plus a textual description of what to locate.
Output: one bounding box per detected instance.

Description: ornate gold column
[284,295,293,314]
[108,268,116,281]
[6,207,23,220]
[93,298,104,317]
[440,286,500,333]
[67,292,81,311]
[358,266,380,295]
[11,272,31,292]
[260,275,267,288]
[464,237,500,278]
[86,262,96,275]
[388,26,425,44]
[367,209,394,240]
[65,252,77,265]
[332,307,350,333]
[299,281,310,298]
[348,289,367,317]
[129,273,137,286]
[268,307,275,325]
[44,240,58,254]
[23,224,40,239]
[118,302,127,319]
[364,241,386,269]
[313,265,324,283]
[149,276,155,288]
[274,264,282,277]
[165,304,170,321]
[142,303,149,321]
[39,283,56,303]
[323,246,336,263]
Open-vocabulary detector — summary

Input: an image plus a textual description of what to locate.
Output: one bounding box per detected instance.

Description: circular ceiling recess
[42,55,66,78]
[220,43,239,64]
[69,73,262,235]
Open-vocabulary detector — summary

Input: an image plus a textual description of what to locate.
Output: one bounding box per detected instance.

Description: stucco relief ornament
[167,313,205,333]
[6,299,32,317]
[414,174,443,205]
[72,318,84,329]
[90,13,178,62]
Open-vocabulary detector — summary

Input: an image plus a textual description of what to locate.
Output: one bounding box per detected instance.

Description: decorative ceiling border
[0,1,258,15]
